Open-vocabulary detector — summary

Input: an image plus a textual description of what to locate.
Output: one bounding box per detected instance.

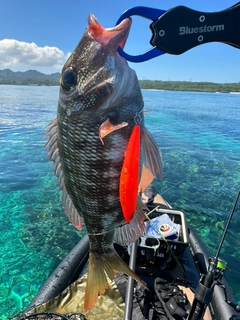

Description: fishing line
[202,185,240,257]
[151,143,238,258]
[149,144,239,256]
[144,206,186,277]
[160,133,239,199]
[159,146,223,197]
[214,189,240,259]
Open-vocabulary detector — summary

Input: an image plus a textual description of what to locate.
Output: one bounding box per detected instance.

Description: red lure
[120,125,140,222]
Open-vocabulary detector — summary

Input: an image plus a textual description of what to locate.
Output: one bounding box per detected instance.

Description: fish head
[58,14,141,118]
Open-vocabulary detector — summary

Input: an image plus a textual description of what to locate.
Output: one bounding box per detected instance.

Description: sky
[0,0,240,83]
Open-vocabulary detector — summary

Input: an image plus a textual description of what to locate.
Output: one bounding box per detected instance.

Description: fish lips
[88,14,132,52]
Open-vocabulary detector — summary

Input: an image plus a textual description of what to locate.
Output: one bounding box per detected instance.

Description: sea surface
[0,85,239,319]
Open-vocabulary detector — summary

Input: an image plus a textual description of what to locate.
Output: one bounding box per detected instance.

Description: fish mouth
[88,14,132,51]
[107,17,132,50]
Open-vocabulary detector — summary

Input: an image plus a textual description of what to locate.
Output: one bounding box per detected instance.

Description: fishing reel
[210,257,240,313]
[207,256,240,313]
[189,254,240,319]
[208,256,227,281]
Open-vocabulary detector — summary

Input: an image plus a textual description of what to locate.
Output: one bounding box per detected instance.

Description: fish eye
[61,67,77,91]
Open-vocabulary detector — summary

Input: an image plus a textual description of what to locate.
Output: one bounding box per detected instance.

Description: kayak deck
[17,191,239,320]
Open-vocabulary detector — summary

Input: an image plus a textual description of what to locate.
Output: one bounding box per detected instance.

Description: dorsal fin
[44,119,82,230]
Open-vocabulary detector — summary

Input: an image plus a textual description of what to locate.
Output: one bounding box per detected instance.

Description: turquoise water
[1,86,239,318]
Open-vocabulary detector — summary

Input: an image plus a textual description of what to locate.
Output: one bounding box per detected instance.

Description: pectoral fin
[99,119,128,144]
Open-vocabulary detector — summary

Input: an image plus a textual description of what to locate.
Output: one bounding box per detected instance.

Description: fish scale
[58,110,125,218]
[45,14,162,312]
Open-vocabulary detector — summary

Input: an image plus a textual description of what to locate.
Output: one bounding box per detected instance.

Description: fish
[44,14,163,312]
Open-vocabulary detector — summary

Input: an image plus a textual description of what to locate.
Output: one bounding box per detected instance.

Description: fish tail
[84,249,147,312]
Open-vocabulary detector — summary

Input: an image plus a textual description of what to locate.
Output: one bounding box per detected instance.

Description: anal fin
[114,196,147,246]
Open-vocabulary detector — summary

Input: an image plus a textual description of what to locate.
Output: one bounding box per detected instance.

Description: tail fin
[84,249,147,312]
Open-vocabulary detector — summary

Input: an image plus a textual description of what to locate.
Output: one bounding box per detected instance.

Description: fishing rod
[188,188,240,320]
[124,240,138,320]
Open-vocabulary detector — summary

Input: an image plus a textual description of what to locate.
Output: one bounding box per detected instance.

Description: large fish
[44,14,162,311]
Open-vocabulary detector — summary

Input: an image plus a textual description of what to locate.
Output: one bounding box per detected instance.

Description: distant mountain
[0,69,61,85]
[1,69,240,92]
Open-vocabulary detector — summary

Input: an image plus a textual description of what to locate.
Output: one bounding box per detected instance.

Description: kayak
[12,189,240,320]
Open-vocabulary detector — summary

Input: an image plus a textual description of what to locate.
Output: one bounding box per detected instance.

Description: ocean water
[0,85,239,319]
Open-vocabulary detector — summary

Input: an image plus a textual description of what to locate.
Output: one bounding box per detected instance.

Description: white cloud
[0,39,70,70]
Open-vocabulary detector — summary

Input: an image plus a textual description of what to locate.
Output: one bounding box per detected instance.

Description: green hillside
[1,69,240,92]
